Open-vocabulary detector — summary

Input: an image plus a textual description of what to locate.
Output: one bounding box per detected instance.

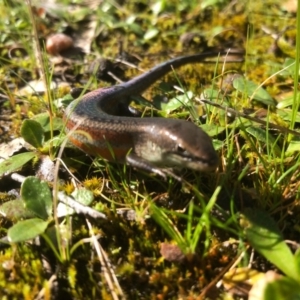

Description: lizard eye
[175,144,192,159]
[176,145,186,153]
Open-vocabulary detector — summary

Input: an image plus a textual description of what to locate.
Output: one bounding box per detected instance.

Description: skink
[64,50,242,178]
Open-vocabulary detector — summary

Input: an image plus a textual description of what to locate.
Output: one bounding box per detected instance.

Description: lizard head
[141,119,219,172]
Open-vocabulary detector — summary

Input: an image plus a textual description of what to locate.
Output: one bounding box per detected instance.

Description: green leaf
[281,58,297,78]
[21,176,52,220]
[233,77,276,106]
[0,199,36,221]
[8,218,49,243]
[21,119,44,149]
[0,152,36,177]
[151,0,166,15]
[264,276,300,300]
[126,22,144,35]
[276,109,300,122]
[212,138,224,151]
[153,91,194,112]
[276,95,294,109]
[71,188,94,206]
[295,248,300,279]
[201,124,226,137]
[285,140,300,155]
[32,113,63,132]
[144,28,159,40]
[200,0,225,9]
[246,126,281,155]
[202,87,222,100]
[243,209,299,281]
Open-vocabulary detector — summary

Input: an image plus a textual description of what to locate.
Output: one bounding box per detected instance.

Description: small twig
[57,191,106,219]
[86,219,125,300]
[197,97,300,137]
[11,173,25,183]
[200,248,248,298]
[35,274,57,300]
[172,83,300,137]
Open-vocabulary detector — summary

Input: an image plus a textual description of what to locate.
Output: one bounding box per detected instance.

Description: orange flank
[67,126,134,162]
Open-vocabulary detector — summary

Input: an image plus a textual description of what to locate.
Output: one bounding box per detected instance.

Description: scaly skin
[64,50,243,177]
